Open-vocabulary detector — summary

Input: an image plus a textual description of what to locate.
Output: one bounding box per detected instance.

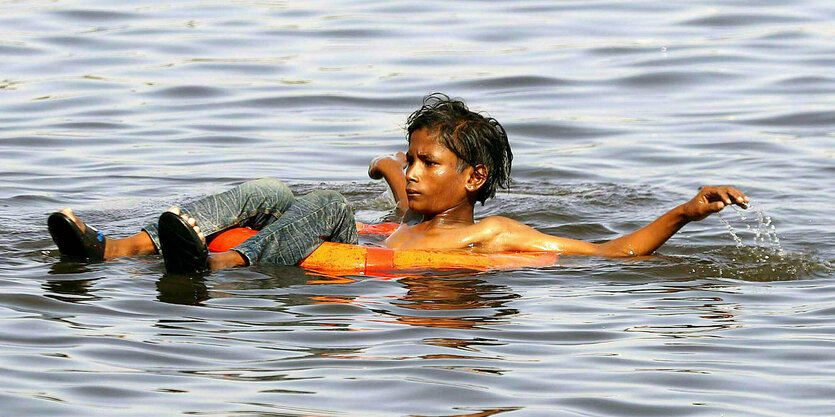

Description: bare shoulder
[477,216,530,232]
[469,216,538,251]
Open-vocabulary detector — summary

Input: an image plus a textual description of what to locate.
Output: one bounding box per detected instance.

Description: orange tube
[206,227,258,253]
[298,243,558,274]
[356,222,398,236]
[207,224,558,274]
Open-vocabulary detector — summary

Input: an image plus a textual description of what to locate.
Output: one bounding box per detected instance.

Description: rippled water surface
[2,1,834,415]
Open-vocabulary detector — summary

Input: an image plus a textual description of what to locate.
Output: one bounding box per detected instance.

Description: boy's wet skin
[383,128,484,250]
[377,127,749,256]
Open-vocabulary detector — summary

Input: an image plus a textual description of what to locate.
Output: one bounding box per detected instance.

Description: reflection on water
[618,282,742,336]
[43,277,102,303]
[156,274,209,306]
[390,276,519,330]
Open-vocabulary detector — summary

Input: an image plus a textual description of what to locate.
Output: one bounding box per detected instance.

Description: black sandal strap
[159,211,210,274]
[47,212,106,261]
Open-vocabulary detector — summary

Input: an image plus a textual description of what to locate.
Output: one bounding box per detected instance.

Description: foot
[209,250,248,270]
[58,207,86,233]
[159,207,210,274]
[48,207,107,261]
[165,207,248,271]
[166,207,206,243]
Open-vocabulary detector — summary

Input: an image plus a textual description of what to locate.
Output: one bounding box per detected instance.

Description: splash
[705,202,830,280]
[716,201,785,256]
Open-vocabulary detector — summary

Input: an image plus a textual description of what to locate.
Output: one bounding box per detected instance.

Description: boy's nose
[405,165,418,182]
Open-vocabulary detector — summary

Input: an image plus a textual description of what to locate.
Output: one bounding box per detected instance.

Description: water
[717,204,780,250]
[1,0,834,415]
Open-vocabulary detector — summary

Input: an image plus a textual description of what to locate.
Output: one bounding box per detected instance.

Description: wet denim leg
[142,178,294,253]
[233,190,358,266]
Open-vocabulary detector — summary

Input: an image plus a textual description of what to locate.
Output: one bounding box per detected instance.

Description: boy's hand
[680,185,749,222]
[368,152,407,179]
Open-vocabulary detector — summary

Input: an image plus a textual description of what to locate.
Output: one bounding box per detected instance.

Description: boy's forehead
[408,129,453,155]
[408,127,440,143]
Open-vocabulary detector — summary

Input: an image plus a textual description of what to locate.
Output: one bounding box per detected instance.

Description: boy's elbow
[367,162,382,179]
[594,242,641,258]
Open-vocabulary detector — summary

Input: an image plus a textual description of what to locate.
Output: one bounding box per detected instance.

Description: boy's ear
[465,164,488,192]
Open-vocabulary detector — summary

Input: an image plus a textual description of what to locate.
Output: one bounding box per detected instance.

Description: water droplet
[722,200,785,255]
[717,212,744,248]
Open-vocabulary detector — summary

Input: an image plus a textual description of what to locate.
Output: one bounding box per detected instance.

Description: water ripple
[1,0,834,416]
[681,12,812,27]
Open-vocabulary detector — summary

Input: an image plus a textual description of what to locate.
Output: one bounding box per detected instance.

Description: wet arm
[594,206,690,256]
[485,185,749,257]
[368,152,408,215]
[484,207,698,257]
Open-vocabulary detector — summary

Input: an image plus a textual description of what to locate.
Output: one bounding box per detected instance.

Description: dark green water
[1,1,833,415]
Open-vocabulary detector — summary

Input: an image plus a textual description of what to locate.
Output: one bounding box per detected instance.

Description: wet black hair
[406,93,513,204]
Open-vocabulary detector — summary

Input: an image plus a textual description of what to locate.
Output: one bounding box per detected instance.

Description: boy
[48,93,748,274]
[373,94,748,256]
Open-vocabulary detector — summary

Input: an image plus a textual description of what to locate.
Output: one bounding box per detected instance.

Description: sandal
[158,211,210,274]
[47,212,106,261]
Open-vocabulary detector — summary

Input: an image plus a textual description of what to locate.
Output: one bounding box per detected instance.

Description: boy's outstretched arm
[482,185,749,257]
[368,152,409,216]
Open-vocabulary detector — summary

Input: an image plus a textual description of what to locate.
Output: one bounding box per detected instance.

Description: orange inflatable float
[207,222,559,275]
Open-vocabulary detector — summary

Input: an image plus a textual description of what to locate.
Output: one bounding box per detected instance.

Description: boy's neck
[421,200,475,226]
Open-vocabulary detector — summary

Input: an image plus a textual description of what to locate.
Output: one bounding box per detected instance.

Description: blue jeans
[143,178,358,266]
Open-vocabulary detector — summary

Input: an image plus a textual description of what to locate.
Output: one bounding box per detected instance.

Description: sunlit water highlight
[1,1,834,416]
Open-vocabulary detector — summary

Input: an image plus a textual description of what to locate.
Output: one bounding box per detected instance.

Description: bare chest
[384,223,486,250]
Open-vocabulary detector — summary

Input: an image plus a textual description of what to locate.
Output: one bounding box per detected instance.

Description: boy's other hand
[681,185,749,222]
[368,152,407,179]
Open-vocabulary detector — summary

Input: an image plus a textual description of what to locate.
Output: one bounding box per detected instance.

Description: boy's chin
[407,203,434,216]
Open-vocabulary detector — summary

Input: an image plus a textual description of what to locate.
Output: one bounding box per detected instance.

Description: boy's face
[405,128,473,216]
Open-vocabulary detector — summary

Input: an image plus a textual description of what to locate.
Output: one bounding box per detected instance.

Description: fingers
[708,200,726,212]
[167,206,181,215]
[687,185,749,222]
[700,185,749,209]
[726,186,749,209]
